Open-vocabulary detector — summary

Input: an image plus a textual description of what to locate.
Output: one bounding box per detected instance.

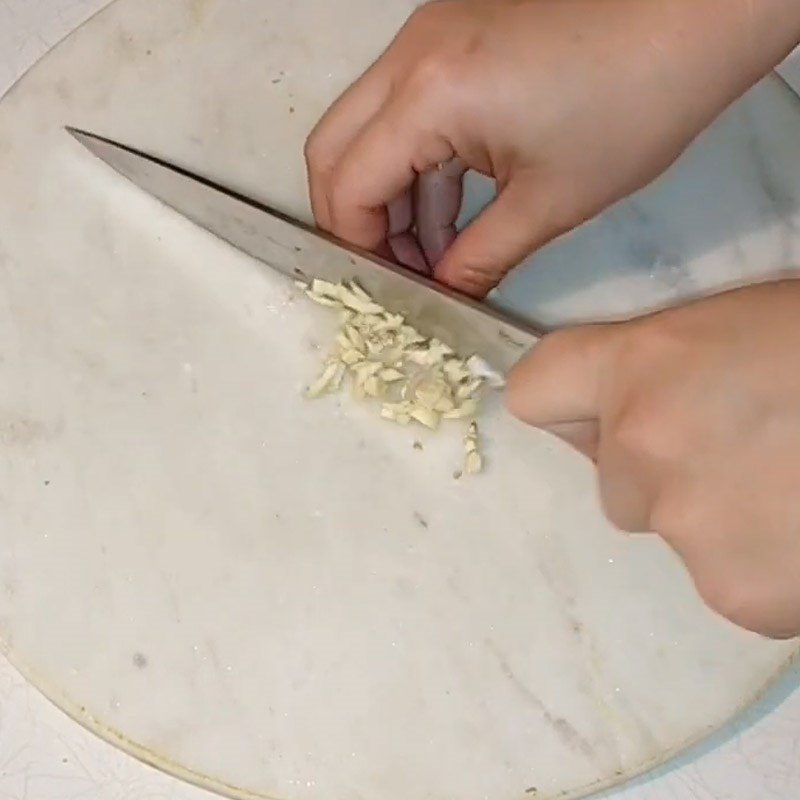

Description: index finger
[304,62,392,231]
[327,90,456,251]
[505,325,621,426]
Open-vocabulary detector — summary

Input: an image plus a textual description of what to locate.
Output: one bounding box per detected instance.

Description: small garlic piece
[345,325,365,351]
[466,354,506,389]
[311,278,340,298]
[330,364,346,391]
[341,348,364,366]
[355,361,381,378]
[465,451,483,474]
[434,397,456,413]
[443,398,478,419]
[364,376,383,397]
[463,421,483,474]
[380,368,404,382]
[444,359,470,383]
[348,281,372,302]
[339,285,384,314]
[305,361,340,398]
[410,406,440,430]
[306,290,341,307]
[456,378,484,401]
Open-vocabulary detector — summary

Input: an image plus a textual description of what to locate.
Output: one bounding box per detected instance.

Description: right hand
[506,279,800,639]
[305,0,800,297]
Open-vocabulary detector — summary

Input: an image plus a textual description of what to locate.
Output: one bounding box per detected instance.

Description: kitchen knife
[66,127,540,372]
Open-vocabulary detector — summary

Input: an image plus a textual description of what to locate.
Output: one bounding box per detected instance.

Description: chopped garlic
[330,364,346,391]
[380,368,404,382]
[355,361,381,378]
[348,281,373,302]
[434,397,456,413]
[466,354,506,389]
[341,348,364,366]
[410,406,440,430]
[302,278,497,475]
[345,325,365,351]
[305,361,340,398]
[311,278,340,298]
[364,376,382,397]
[465,451,483,474]
[443,398,478,419]
[306,290,341,307]
[444,359,471,384]
[457,378,484,401]
[464,421,484,473]
[338,284,384,314]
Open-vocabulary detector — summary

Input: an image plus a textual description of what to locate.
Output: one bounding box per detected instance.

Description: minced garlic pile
[298,278,492,475]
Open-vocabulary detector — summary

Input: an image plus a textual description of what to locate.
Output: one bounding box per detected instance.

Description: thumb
[505,323,623,427]
[433,171,565,297]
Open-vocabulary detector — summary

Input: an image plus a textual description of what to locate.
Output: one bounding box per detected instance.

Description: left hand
[304,0,800,296]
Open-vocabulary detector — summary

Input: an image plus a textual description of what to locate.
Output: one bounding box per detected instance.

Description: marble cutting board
[0,2,798,799]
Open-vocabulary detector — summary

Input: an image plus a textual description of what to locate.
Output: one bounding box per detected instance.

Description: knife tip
[64,125,92,141]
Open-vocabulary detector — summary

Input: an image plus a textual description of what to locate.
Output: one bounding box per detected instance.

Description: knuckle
[610,398,674,462]
[303,129,332,173]
[617,318,684,371]
[693,573,744,625]
[598,496,634,534]
[692,572,785,636]
[327,168,357,216]
[651,486,800,639]
[406,52,468,102]
[407,1,455,30]
[700,572,800,639]
[595,470,649,533]
[648,489,690,539]
[608,321,690,462]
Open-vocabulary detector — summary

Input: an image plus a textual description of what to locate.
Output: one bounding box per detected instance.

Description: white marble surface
[0,3,799,800]
[777,46,800,95]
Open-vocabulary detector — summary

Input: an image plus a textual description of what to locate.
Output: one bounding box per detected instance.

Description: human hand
[305,0,800,297]
[506,279,800,639]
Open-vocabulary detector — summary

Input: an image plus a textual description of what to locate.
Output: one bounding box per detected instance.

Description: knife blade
[66,127,540,373]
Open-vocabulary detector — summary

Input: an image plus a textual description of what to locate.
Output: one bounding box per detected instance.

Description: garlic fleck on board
[300,278,492,474]
[464,421,484,474]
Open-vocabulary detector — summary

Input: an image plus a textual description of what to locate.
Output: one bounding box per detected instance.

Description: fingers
[507,323,657,532]
[506,324,621,426]
[415,157,466,268]
[434,172,565,297]
[595,433,657,532]
[541,420,600,460]
[326,91,455,251]
[307,68,464,275]
[387,191,428,273]
[305,61,393,231]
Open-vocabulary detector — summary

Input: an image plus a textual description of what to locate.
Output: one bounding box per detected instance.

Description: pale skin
[305,0,800,638]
